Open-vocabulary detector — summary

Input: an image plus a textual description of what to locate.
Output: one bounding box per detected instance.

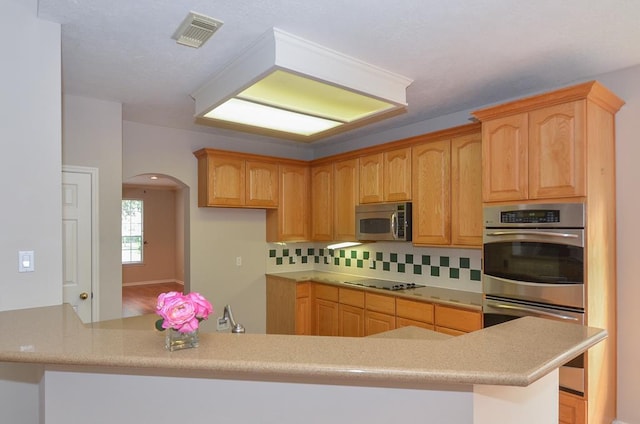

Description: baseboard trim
[123,280,184,287]
[613,420,630,424]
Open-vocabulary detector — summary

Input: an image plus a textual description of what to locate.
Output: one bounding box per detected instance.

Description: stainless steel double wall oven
[482,203,586,395]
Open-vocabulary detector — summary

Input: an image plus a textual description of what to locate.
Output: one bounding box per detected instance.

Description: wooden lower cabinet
[364,292,396,336]
[315,299,339,336]
[313,284,339,336]
[339,304,365,337]
[266,277,312,335]
[434,304,482,335]
[365,311,395,336]
[396,297,434,326]
[275,281,482,339]
[559,391,586,424]
[338,287,365,337]
[295,283,311,335]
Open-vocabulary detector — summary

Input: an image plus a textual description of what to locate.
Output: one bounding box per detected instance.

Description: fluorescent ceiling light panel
[192,28,413,142]
[238,70,396,122]
[205,98,342,136]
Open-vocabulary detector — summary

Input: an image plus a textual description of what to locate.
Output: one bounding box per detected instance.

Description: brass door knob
[79,292,89,300]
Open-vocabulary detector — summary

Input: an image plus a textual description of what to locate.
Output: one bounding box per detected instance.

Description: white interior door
[62,168,95,323]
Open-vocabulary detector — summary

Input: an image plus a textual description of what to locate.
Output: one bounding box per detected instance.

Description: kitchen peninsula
[0,304,605,423]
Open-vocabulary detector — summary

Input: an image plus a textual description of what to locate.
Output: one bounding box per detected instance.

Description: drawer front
[314,283,339,302]
[296,282,310,298]
[396,298,434,323]
[365,292,396,315]
[434,304,482,333]
[339,288,365,308]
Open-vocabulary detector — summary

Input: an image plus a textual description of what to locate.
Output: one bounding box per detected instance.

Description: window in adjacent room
[122,199,144,264]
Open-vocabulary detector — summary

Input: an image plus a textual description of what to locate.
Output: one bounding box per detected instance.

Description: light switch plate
[19,250,35,272]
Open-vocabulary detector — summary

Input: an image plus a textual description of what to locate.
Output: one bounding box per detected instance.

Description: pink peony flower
[155,291,213,333]
[187,292,213,319]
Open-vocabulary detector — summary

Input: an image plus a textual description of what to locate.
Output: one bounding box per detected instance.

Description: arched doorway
[121,173,190,317]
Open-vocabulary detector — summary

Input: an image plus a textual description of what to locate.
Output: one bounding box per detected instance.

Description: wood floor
[122,282,184,318]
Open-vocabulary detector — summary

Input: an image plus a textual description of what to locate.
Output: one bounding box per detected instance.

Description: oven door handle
[485,230,579,239]
[485,301,580,322]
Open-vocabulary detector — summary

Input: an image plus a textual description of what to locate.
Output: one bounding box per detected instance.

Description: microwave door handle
[391,213,398,239]
[485,231,579,239]
[485,301,579,322]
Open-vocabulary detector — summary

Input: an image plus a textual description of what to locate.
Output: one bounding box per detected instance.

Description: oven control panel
[483,203,585,228]
[500,209,560,224]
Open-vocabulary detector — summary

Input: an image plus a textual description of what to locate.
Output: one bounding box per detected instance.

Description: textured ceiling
[38,0,640,147]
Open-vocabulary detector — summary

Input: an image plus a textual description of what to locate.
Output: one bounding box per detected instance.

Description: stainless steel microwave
[355,202,412,241]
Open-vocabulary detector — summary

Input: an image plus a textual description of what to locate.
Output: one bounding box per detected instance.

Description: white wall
[122,122,271,333]
[0,0,60,422]
[0,0,62,311]
[62,95,123,320]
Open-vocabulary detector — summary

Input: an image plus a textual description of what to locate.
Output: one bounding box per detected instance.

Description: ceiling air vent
[172,12,223,48]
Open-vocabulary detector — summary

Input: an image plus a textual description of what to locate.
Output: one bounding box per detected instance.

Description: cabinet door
[412,139,451,245]
[451,133,483,246]
[295,283,311,336]
[529,101,586,199]
[201,154,245,207]
[310,164,333,241]
[482,114,528,202]
[333,159,359,241]
[314,299,339,336]
[267,164,310,242]
[383,147,412,201]
[245,160,278,208]
[365,311,395,336]
[339,304,365,337]
[359,153,384,203]
[559,391,586,424]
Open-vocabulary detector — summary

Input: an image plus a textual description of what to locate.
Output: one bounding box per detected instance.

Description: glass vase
[165,328,199,351]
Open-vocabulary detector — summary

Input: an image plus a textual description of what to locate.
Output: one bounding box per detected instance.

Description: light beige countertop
[267,271,483,310]
[0,304,605,389]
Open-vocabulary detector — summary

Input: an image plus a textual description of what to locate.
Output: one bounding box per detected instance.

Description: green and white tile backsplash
[266,241,482,293]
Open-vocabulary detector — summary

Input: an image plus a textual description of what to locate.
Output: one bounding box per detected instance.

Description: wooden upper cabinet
[451,133,483,246]
[412,139,451,245]
[359,148,411,203]
[266,163,310,242]
[473,81,622,203]
[529,101,586,199]
[482,101,586,202]
[310,164,333,241]
[194,149,278,208]
[383,147,412,201]
[481,114,529,202]
[333,158,359,241]
[196,151,246,207]
[245,160,278,207]
[359,152,384,203]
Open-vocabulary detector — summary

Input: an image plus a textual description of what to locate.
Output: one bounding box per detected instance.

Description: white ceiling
[38,0,640,147]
